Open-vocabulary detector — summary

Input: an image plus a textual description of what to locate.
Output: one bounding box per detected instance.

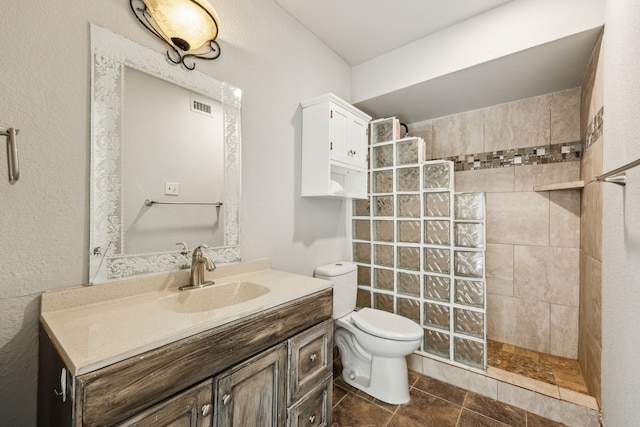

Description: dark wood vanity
[38,287,333,426]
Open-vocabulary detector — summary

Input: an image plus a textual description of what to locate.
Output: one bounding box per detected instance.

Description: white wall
[0,0,351,423]
[352,0,605,104]
[601,0,640,424]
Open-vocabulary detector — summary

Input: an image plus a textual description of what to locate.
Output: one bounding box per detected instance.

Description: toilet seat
[351,308,423,341]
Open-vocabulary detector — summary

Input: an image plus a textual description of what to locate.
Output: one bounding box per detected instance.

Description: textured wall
[0,0,351,423]
[578,33,603,407]
[601,0,640,424]
[408,88,582,359]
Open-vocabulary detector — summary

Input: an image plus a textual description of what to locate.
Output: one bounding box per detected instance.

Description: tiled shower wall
[406,87,582,359]
[579,34,603,406]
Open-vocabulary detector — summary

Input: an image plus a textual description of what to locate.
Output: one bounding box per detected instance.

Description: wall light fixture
[130,0,221,70]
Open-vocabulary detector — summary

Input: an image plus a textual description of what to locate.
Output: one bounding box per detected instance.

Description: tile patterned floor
[487,340,589,395]
[332,366,568,427]
[332,364,563,427]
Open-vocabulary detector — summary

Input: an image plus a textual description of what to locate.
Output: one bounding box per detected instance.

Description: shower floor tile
[487,339,589,395]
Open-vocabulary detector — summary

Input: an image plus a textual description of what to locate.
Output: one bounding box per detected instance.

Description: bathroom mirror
[89,24,241,284]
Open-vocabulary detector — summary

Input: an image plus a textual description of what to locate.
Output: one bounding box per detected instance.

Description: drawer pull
[309,414,316,424]
[222,393,232,406]
[309,353,317,363]
[201,404,212,417]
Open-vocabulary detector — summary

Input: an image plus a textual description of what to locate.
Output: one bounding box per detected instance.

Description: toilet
[314,261,423,404]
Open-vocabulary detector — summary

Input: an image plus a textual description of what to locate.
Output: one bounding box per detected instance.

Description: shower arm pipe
[592,158,640,186]
[1,126,20,184]
[145,199,223,207]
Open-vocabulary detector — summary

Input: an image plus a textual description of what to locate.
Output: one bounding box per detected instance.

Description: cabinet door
[329,106,351,165]
[348,115,369,169]
[288,319,333,404]
[115,379,213,427]
[287,377,332,427]
[215,343,287,427]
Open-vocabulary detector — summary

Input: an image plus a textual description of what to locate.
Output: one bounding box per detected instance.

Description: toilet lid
[351,308,423,341]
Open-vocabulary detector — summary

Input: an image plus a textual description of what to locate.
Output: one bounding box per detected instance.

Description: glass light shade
[143,0,219,51]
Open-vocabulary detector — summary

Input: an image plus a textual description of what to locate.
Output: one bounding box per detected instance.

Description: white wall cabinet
[301,93,371,199]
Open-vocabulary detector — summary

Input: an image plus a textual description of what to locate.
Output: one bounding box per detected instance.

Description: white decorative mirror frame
[89,23,241,284]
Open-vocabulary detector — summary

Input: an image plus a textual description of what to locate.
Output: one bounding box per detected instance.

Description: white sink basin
[157,281,270,313]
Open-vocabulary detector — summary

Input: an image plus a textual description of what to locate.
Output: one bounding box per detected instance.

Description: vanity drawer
[287,376,332,427]
[288,319,333,404]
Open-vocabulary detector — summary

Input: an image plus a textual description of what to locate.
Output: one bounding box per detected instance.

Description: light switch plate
[165,182,179,195]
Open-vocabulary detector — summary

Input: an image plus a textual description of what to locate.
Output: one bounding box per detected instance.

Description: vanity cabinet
[301,93,371,199]
[116,379,213,427]
[38,288,333,427]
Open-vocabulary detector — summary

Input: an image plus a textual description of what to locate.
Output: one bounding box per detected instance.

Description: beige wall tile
[514,162,581,192]
[454,167,514,193]
[581,34,603,139]
[421,355,498,399]
[486,192,549,246]
[497,382,600,427]
[513,246,579,307]
[487,294,550,353]
[580,182,602,261]
[550,87,581,144]
[432,109,484,158]
[484,94,550,152]
[549,191,581,248]
[582,255,602,346]
[550,304,579,358]
[581,141,594,182]
[406,119,433,160]
[485,243,514,297]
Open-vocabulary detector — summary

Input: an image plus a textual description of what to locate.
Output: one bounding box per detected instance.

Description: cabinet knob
[309,353,317,363]
[222,393,232,406]
[201,404,212,417]
[309,414,316,424]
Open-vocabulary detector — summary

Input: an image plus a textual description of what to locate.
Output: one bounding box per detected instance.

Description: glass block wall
[353,120,487,370]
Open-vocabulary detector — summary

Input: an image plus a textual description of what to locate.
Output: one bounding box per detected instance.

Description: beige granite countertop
[40,259,333,376]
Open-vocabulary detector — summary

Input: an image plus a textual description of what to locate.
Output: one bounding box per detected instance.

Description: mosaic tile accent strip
[353,127,487,371]
[442,141,582,172]
[584,107,603,151]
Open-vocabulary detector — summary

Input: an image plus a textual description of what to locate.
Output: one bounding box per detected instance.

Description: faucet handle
[192,244,210,258]
[175,242,190,255]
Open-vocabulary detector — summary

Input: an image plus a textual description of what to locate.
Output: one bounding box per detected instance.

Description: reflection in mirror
[89,24,241,284]
[123,67,224,253]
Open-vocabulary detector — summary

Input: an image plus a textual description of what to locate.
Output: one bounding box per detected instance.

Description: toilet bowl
[314,262,423,404]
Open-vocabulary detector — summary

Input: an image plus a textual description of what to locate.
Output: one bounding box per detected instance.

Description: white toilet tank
[314,262,357,319]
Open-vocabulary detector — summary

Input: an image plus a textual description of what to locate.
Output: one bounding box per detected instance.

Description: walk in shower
[352,118,487,371]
